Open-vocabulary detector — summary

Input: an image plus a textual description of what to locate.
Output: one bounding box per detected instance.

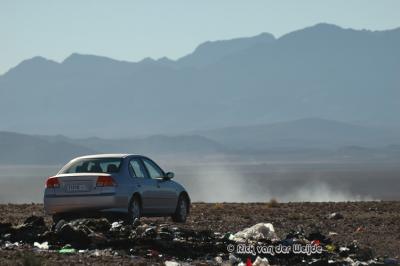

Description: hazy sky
[1,0,400,74]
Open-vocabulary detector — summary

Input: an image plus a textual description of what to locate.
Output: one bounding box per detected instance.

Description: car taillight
[46,176,60,188]
[96,176,116,187]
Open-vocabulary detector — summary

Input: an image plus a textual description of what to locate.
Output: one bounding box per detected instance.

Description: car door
[127,158,158,213]
[141,157,178,214]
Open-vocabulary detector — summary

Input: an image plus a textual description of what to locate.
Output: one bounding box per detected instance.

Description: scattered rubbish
[143,227,157,238]
[229,254,242,264]
[33,241,49,250]
[59,244,76,254]
[88,231,108,246]
[214,256,223,264]
[230,223,278,242]
[328,212,344,220]
[339,246,350,256]
[325,244,336,252]
[307,231,330,244]
[83,218,110,232]
[0,216,395,265]
[311,240,321,246]
[56,222,91,248]
[253,256,270,266]
[384,258,399,265]
[355,226,364,233]
[133,218,141,227]
[24,215,45,227]
[147,249,159,257]
[4,241,19,249]
[11,215,47,243]
[165,261,180,266]
[111,221,123,230]
[92,250,101,257]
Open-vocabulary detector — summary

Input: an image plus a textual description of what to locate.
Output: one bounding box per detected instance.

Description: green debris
[326,244,336,253]
[59,244,76,254]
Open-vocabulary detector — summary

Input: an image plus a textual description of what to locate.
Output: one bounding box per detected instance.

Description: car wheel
[172,195,188,223]
[127,195,141,223]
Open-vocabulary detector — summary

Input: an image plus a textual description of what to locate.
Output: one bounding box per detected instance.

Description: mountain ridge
[4,23,400,77]
[1,117,400,164]
[0,23,399,137]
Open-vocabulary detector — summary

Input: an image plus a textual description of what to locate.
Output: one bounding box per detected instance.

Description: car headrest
[107,164,118,173]
[89,165,102,173]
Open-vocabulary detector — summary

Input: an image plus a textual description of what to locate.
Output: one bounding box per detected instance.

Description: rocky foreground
[0,202,399,265]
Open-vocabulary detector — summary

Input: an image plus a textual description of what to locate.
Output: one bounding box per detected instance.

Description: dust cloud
[177,164,375,203]
[0,162,390,204]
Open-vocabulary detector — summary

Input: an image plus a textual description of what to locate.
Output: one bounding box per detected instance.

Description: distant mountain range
[197,118,400,150]
[1,118,400,164]
[0,131,226,164]
[0,131,94,164]
[0,23,399,137]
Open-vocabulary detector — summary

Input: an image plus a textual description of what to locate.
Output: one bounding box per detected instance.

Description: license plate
[66,184,88,192]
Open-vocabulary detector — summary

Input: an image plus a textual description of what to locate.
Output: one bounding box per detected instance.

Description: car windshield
[60,158,123,174]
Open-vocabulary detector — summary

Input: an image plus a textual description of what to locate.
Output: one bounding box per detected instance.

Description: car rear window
[61,158,123,174]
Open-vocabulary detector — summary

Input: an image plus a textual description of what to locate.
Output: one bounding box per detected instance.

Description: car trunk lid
[53,173,114,196]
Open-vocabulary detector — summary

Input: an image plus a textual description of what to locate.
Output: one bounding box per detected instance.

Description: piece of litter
[33,241,49,250]
[59,244,76,254]
[230,223,278,242]
[253,256,270,266]
[165,260,181,266]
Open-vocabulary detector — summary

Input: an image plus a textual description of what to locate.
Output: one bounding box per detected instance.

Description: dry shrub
[267,198,279,208]
[212,203,225,210]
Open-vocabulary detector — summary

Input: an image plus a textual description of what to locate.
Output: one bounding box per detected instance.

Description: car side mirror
[164,172,174,179]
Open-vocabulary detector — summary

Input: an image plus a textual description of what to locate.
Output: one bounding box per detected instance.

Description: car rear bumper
[43,193,118,214]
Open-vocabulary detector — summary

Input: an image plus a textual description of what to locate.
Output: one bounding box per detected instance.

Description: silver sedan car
[44,154,190,223]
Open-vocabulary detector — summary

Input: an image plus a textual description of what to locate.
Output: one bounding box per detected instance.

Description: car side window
[142,158,164,179]
[129,159,145,178]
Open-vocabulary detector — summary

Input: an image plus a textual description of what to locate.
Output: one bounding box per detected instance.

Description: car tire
[127,195,141,224]
[172,195,189,223]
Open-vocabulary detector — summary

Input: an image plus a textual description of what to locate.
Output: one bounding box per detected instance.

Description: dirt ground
[0,201,399,265]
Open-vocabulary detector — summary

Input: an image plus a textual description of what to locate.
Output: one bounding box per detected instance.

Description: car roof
[74,154,141,160]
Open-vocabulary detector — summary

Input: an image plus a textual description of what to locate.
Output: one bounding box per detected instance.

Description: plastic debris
[355,226,364,233]
[384,258,399,265]
[325,244,336,252]
[253,256,270,266]
[59,244,76,254]
[165,261,180,266]
[4,241,19,249]
[214,256,223,264]
[229,254,242,264]
[328,212,344,220]
[311,240,321,246]
[133,218,141,227]
[143,227,157,238]
[146,249,159,257]
[230,223,278,242]
[0,216,395,265]
[110,221,123,231]
[33,241,49,250]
